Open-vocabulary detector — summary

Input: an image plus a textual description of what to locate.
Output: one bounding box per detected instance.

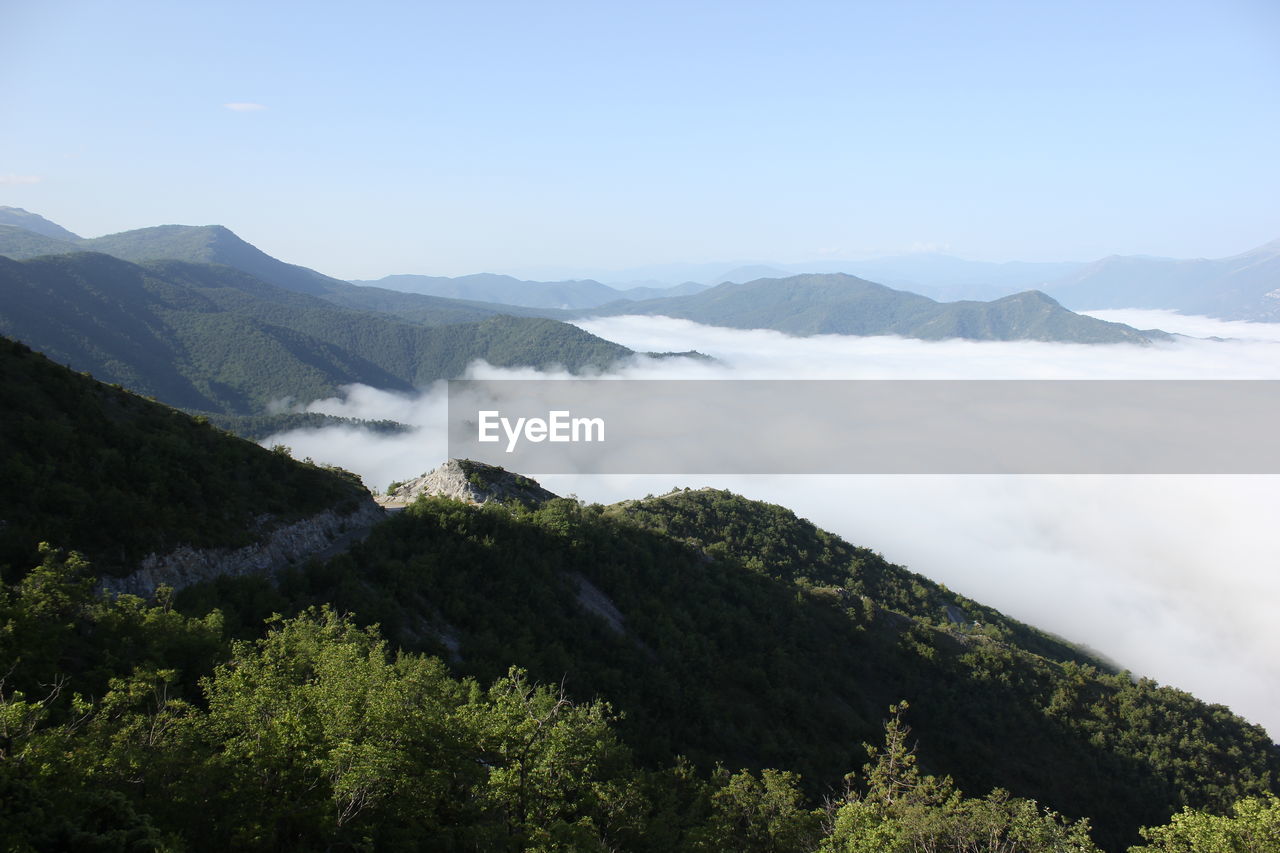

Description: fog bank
[267,314,1280,737]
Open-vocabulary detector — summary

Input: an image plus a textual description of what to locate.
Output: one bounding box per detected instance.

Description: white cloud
[223,102,267,112]
[1085,308,1280,342]
[265,315,1280,737]
[0,174,42,184]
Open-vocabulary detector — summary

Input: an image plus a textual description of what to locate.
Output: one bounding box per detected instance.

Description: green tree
[1129,795,1280,852]
[191,606,478,849]
[690,766,822,852]
[822,703,1101,853]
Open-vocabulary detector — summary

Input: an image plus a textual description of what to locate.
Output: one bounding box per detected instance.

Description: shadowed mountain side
[572,273,1167,343]
[0,224,82,258]
[0,253,633,415]
[0,336,374,577]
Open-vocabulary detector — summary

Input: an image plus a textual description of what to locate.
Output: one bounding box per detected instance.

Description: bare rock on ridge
[382,459,559,507]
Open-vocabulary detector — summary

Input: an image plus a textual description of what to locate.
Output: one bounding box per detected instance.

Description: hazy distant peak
[1228,236,1280,260]
[712,264,790,284]
[0,206,81,241]
[994,289,1061,305]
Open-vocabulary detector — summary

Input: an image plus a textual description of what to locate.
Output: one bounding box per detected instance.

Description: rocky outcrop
[102,499,385,598]
[383,459,559,507]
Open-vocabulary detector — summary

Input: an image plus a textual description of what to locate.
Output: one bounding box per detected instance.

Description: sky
[2,0,1279,279]
[266,310,1280,737]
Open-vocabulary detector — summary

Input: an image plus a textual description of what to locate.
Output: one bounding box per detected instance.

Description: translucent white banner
[447,379,1280,474]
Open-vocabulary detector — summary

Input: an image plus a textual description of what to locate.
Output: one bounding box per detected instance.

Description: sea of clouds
[266,308,1280,737]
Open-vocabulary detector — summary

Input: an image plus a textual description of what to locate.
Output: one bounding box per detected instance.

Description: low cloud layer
[267,314,1280,737]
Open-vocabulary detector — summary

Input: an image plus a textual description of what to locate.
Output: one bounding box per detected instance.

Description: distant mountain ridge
[1042,238,1280,321]
[0,206,81,241]
[350,272,709,309]
[504,240,1280,318]
[575,273,1167,344]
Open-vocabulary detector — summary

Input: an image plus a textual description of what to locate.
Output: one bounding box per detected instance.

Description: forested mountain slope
[0,336,371,579]
[0,253,632,416]
[174,479,1279,850]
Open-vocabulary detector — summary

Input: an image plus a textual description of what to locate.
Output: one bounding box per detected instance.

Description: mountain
[352,271,711,310]
[0,252,633,416]
[169,470,1278,851]
[713,264,791,284]
[1,348,1276,849]
[518,256,1085,298]
[806,253,1086,301]
[0,205,81,241]
[579,272,1166,343]
[1043,238,1280,320]
[351,272,622,309]
[80,224,347,296]
[0,218,524,324]
[0,335,373,577]
[0,224,83,258]
[617,279,709,299]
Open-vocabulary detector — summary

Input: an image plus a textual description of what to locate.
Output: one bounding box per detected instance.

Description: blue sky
[2,0,1278,278]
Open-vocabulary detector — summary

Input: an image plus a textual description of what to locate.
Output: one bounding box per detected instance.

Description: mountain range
[571,273,1168,343]
[486,239,1280,321]
[350,272,708,310]
[0,208,1181,350]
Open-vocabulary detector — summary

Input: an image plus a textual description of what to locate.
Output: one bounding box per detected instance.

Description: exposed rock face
[102,498,385,598]
[570,571,627,636]
[384,459,559,507]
